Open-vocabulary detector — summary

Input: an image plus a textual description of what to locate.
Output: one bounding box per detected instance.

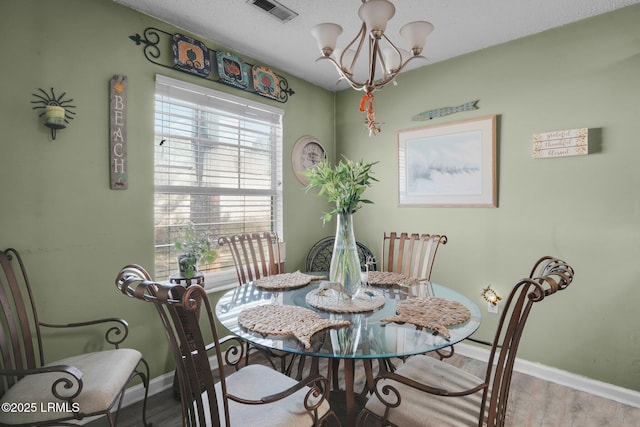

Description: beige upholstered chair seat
[0,349,142,425]
[365,355,484,427]
[210,364,332,426]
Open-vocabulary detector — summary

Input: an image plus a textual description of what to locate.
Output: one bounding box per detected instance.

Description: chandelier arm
[372,55,426,90]
[396,54,426,73]
[340,22,368,76]
[315,56,367,91]
[367,37,380,91]
[379,33,403,74]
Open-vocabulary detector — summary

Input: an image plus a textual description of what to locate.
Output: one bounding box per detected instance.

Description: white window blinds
[154,75,283,285]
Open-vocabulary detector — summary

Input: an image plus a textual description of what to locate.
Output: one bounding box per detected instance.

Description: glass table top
[215,281,481,360]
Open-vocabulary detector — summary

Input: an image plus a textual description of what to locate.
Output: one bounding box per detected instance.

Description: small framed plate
[172,34,212,77]
[252,65,281,100]
[216,51,250,89]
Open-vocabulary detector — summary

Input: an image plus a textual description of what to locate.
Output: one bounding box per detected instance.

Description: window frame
[153,74,284,291]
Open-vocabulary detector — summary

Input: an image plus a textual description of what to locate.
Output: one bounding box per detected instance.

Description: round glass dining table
[215,280,481,426]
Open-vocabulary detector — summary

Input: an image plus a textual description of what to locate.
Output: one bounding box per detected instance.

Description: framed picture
[398,115,497,207]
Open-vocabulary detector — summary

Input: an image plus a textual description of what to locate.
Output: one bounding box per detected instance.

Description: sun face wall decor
[31,87,77,140]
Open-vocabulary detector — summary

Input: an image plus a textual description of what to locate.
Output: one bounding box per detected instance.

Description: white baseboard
[455,342,640,409]
[121,371,175,408]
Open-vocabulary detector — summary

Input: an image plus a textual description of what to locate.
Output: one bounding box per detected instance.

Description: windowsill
[200,260,288,295]
[202,269,238,294]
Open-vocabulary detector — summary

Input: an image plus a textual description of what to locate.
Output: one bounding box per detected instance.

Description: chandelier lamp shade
[311,0,434,134]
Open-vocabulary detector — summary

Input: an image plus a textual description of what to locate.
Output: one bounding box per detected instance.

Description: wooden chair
[115,265,340,427]
[357,256,575,427]
[380,232,450,361]
[381,232,448,281]
[306,236,377,273]
[218,232,283,285]
[218,232,305,377]
[0,248,150,427]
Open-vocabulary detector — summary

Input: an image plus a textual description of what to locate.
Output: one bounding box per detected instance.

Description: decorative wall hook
[31,88,76,140]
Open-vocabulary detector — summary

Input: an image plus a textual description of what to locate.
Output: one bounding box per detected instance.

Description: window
[154,75,283,288]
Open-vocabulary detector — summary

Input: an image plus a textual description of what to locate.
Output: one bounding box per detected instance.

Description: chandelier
[311,0,433,134]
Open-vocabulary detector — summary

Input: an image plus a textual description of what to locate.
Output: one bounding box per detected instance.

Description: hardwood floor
[89,353,640,427]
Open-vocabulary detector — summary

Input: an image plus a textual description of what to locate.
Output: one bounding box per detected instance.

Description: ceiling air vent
[246,0,298,23]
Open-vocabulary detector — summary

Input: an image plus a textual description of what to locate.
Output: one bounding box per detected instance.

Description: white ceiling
[114,0,639,92]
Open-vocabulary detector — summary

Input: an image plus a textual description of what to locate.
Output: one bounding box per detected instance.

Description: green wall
[1,0,639,392]
[0,0,334,378]
[334,5,640,390]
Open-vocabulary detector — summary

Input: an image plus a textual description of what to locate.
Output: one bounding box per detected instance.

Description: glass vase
[330,213,362,299]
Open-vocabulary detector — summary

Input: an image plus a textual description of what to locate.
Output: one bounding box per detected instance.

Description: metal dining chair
[357,256,575,427]
[0,248,150,427]
[306,236,377,273]
[115,265,340,427]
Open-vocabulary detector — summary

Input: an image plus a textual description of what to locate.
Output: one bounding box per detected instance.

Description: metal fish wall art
[412,100,479,121]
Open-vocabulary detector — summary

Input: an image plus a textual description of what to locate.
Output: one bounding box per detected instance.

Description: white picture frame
[398,115,497,207]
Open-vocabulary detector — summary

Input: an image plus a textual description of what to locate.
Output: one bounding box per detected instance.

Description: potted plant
[304,156,378,299]
[174,222,218,279]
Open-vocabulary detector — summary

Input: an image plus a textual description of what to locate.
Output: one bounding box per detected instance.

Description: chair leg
[106,411,117,427]
[113,358,152,427]
[138,358,152,427]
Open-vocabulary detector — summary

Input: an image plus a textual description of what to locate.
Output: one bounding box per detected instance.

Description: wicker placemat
[238,304,350,349]
[253,271,328,291]
[367,271,420,287]
[381,298,471,339]
[306,287,386,313]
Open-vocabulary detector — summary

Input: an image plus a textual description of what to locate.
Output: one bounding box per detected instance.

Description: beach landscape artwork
[406,130,483,196]
[398,116,497,207]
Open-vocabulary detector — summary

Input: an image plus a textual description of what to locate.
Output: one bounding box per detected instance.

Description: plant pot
[177,254,198,279]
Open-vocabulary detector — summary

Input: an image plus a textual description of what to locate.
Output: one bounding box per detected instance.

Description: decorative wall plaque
[533,128,588,159]
[216,50,250,89]
[110,75,128,190]
[171,34,212,77]
[252,65,281,100]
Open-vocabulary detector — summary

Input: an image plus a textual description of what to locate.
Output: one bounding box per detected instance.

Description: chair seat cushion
[365,354,485,427]
[0,348,142,425]
[214,364,331,427]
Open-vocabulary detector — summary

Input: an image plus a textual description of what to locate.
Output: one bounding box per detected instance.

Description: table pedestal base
[311,357,377,427]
